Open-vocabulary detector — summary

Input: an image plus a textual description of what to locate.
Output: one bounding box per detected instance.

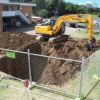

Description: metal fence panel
[81,51,100,100]
[0,48,100,100]
[30,53,81,96]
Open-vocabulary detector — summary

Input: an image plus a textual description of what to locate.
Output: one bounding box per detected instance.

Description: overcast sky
[65,0,100,7]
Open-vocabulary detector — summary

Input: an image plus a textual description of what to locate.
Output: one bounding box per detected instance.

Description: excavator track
[35,35,71,43]
[49,35,71,43]
[36,35,49,41]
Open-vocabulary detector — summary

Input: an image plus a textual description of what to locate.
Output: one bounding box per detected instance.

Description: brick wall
[0,4,3,33]
[0,4,32,33]
[21,6,32,21]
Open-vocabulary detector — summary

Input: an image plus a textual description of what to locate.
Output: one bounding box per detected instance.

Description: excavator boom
[35,14,93,41]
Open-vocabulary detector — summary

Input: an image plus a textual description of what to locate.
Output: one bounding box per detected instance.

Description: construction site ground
[0,32,98,84]
[0,25,100,100]
[0,50,100,100]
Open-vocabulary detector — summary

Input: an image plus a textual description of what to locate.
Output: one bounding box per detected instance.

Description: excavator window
[50,19,57,27]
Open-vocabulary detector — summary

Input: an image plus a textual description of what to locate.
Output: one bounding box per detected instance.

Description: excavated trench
[0,32,99,85]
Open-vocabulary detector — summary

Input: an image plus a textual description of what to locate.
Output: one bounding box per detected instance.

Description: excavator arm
[87,15,93,41]
[52,14,93,41]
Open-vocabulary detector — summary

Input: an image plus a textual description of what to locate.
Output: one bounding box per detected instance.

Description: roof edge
[0,2,36,7]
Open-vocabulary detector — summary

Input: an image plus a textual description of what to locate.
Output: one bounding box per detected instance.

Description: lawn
[70,29,100,40]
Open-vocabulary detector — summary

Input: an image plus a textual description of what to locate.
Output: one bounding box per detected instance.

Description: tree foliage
[33,0,100,17]
[45,0,59,16]
[98,14,100,18]
[34,0,46,9]
[38,9,48,18]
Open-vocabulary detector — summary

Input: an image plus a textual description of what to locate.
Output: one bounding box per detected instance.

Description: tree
[33,0,46,17]
[65,3,76,14]
[33,0,100,17]
[38,9,48,18]
[34,0,46,9]
[56,0,66,15]
[45,0,59,17]
[98,14,100,18]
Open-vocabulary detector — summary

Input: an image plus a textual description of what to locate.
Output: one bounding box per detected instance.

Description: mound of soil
[38,40,93,85]
[0,32,35,50]
[0,32,96,85]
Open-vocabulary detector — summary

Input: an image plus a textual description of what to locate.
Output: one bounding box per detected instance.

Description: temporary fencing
[0,48,100,100]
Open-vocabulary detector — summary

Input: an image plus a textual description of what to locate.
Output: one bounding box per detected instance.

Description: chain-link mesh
[0,77,29,100]
[81,51,100,100]
[86,82,100,100]
[0,51,29,80]
[0,50,30,100]
[0,49,79,100]
[0,48,100,100]
[30,53,81,97]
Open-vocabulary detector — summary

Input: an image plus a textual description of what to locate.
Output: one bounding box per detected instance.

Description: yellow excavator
[35,14,95,50]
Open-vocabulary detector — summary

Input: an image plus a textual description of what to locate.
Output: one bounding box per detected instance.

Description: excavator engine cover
[35,25,52,35]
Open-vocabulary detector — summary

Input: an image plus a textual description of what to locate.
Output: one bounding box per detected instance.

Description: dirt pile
[0,33,95,85]
[38,40,93,85]
[40,39,91,59]
[0,32,35,50]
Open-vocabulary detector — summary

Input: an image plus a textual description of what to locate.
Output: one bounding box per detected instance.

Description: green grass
[92,14,99,19]
[83,51,100,98]
[70,29,100,40]
[0,77,73,100]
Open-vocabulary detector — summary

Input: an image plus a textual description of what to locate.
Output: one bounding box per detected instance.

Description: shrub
[38,9,48,18]
[98,14,100,18]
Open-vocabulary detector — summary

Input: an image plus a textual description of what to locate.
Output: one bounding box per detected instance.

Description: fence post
[76,57,85,100]
[27,49,32,86]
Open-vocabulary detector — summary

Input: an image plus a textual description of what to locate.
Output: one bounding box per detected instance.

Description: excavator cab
[50,17,57,27]
[50,17,66,34]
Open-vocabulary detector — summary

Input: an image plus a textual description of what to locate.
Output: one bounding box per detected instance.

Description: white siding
[0,0,9,3]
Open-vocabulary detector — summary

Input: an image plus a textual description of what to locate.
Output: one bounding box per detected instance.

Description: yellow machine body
[35,14,93,41]
[35,25,53,36]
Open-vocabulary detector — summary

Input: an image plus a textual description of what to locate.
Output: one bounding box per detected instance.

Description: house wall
[21,6,32,21]
[0,3,33,33]
[3,4,19,11]
[2,4,32,21]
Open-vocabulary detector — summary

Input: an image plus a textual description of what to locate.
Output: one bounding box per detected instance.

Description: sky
[65,0,100,7]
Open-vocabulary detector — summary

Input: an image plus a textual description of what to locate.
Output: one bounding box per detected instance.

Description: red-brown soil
[0,32,98,85]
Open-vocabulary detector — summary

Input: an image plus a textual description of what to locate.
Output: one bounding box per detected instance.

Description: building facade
[0,0,36,33]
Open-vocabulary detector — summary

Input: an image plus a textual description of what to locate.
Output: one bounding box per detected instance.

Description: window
[3,5,20,11]
[3,5,9,11]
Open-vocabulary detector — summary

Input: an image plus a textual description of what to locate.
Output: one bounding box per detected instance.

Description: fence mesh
[86,82,100,100]
[0,48,100,100]
[0,51,29,80]
[30,54,81,97]
[0,77,29,100]
[81,51,100,100]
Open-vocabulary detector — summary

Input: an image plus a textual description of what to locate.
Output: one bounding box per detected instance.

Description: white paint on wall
[0,0,9,3]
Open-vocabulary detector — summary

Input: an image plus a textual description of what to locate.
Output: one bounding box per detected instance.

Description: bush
[98,14,100,18]
[31,21,37,26]
[38,9,48,18]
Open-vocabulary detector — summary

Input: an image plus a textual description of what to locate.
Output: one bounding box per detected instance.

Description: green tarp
[6,51,16,59]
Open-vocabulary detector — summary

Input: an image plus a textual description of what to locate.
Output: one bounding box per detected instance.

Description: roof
[0,1,36,7]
